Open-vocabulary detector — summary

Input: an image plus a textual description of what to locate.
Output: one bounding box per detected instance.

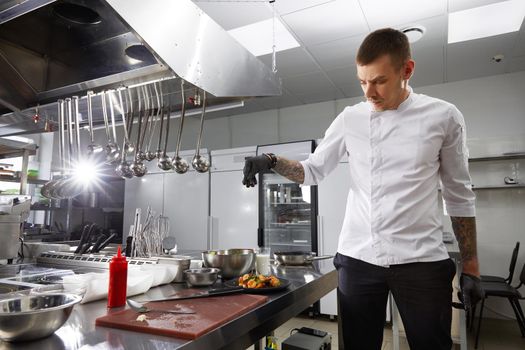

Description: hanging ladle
[102,92,120,164]
[157,91,172,171]
[191,91,210,173]
[130,86,148,177]
[118,88,135,155]
[41,100,65,199]
[115,89,134,179]
[172,80,189,174]
[86,91,103,155]
[145,82,161,161]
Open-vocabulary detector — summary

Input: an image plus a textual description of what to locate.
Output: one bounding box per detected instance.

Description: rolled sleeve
[301,112,347,186]
[439,106,476,217]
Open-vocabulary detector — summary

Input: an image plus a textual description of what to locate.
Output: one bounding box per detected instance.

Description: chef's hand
[458,273,484,311]
[242,155,273,187]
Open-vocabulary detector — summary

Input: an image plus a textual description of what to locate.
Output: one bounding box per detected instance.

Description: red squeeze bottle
[107,245,128,308]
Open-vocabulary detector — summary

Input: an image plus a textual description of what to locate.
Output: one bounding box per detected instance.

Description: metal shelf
[0,176,48,185]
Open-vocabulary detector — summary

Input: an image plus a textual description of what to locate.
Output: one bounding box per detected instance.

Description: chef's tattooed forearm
[451,216,478,264]
[273,157,305,184]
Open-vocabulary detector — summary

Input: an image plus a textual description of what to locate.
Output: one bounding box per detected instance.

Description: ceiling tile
[324,66,357,88]
[259,47,321,78]
[282,71,337,95]
[338,83,364,99]
[448,0,508,13]
[255,92,304,110]
[192,1,272,30]
[508,55,525,73]
[446,33,517,82]
[410,41,445,87]
[396,15,447,44]
[274,0,336,15]
[281,0,369,46]
[513,28,525,57]
[361,0,447,29]
[308,34,366,70]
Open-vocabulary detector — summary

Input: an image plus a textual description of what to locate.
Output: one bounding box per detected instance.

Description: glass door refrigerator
[256,140,318,256]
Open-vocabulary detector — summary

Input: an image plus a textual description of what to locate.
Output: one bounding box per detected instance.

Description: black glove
[242,155,273,187]
[458,273,484,311]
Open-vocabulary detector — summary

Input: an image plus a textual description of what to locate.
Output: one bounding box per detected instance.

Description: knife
[145,286,245,302]
[74,224,90,254]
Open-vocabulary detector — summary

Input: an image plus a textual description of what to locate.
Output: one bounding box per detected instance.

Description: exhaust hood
[0,0,281,136]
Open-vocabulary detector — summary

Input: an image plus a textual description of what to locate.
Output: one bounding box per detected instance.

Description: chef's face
[356,54,414,112]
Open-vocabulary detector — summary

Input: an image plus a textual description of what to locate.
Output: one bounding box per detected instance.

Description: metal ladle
[86,91,103,155]
[102,92,120,164]
[157,94,172,171]
[145,82,161,161]
[191,91,210,173]
[115,89,134,179]
[41,100,65,199]
[130,86,148,177]
[57,97,85,198]
[118,89,135,155]
[172,80,189,174]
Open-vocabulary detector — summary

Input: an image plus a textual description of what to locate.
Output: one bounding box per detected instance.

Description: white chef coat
[301,89,475,266]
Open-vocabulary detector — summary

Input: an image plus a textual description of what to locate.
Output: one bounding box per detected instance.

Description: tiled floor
[247,316,525,349]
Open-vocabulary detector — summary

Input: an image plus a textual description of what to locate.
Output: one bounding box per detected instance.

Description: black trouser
[334,253,456,350]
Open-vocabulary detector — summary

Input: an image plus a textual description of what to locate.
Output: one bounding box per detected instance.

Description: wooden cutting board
[95,294,268,340]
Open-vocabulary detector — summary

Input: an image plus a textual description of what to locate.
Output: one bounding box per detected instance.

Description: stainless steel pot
[273,251,332,266]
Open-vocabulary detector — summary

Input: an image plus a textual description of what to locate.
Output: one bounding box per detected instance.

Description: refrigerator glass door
[261,173,313,253]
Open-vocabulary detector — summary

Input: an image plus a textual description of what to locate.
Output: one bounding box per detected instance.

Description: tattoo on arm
[451,216,480,275]
[273,157,305,184]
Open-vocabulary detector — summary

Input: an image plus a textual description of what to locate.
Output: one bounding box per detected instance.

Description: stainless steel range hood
[0,0,281,135]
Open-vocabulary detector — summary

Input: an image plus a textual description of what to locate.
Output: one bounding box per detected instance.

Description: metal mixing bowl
[202,249,255,279]
[184,268,220,287]
[0,293,82,342]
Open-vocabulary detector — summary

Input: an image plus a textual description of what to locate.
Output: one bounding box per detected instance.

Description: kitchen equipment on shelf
[0,195,30,260]
[202,249,256,279]
[0,293,82,342]
[144,82,161,161]
[126,299,195,314]
[191,91,210,173]
[172,80,189,174]
[273,251,332,266]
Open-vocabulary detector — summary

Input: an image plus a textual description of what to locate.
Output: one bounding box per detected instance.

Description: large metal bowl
[0,293,82,342]
[202,249,255,279]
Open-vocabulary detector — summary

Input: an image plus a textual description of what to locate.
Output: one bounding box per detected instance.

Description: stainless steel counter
[0,259,337,350]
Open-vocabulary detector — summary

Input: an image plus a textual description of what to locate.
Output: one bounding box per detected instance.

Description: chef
[242,28,484,350]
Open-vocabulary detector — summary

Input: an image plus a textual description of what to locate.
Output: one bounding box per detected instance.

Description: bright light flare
[72,160,101,186]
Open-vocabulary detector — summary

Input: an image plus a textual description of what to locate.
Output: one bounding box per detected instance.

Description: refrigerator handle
[317,215,324,255]
[257,228,264,247]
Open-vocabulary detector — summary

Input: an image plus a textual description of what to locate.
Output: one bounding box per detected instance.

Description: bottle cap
[112,245,127,263]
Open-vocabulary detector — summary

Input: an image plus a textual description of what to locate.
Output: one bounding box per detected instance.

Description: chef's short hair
[356,28,411,70]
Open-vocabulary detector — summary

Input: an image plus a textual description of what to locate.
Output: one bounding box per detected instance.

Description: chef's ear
[402,59,415,80]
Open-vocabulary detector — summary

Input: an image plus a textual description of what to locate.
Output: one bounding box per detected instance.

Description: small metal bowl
[184,268,220,287]
[0,293,82,342]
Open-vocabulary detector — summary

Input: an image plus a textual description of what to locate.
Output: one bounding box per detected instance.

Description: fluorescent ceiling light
[448,0,525,44]
[228,18,300,56]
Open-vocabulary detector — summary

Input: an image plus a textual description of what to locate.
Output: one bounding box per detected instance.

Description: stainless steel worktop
[0,258,337,350]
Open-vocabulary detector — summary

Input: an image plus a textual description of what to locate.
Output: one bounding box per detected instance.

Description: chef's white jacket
[301,90,475,266]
